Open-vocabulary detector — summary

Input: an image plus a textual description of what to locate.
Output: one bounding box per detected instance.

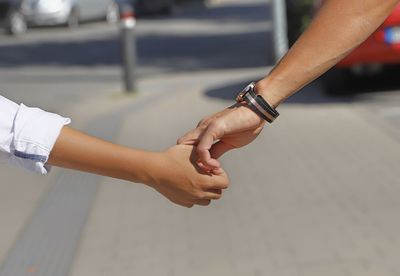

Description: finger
[202,191,222,200]
[193,199,211,206]
[196,125,222,170]
[174,201,194,208]
[205,189,222,199]
[196,161,225,175]
[210,171,230,190]
[210,167,225,175]
[195,188,222,200]
[197,191,220,201]
[172,199,194,208]
[210,141,235,160]
[201,175,229,191]
[177,128,203,145]
[196,161,213,173]
[197,157,221,172]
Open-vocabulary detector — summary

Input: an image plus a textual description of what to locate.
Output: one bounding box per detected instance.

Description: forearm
[48,127,229,208]
[47,126,156,185]
[257,0,399,106]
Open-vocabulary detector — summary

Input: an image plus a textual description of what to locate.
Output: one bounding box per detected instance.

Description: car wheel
[67,8,80,29]
[106,2,119,24]
[6,10,27,35]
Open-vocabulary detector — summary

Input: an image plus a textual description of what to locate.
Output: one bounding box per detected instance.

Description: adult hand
[149,145,230,208]
[177,103,265,171]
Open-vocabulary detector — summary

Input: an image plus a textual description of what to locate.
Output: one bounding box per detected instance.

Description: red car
[286,1,400,74]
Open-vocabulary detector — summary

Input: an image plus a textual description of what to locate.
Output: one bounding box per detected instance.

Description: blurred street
[1,0,400,275]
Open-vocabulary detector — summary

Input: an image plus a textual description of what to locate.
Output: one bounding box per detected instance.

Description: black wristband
[243,91,274,123]
[237,83,279,123]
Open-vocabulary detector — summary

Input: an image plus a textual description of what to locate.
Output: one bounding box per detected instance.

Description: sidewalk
[1,70,400,276]
[68,71,400,276]
[1,0,400,274]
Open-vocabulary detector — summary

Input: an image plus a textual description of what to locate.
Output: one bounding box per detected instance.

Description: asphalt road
[0,0,273,111]
[1,0,400,275]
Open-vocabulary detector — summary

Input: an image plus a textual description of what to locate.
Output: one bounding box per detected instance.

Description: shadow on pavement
[324,66,400,95]
[204,77,355,105]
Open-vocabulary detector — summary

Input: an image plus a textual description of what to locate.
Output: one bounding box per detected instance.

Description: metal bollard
[120,3,137,93]
[272,0,289,62]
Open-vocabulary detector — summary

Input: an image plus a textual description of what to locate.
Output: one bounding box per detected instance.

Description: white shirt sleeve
[0,95,70,174]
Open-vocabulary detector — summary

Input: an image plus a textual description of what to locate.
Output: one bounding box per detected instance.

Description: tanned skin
[178,0,400,170]
[48,127,229,208]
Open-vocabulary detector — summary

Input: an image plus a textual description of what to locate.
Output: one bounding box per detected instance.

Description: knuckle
[204,178,214,189]
[220,176,230,188]
[198,118,211,128]
[208,120,225,135]
[195,191,206,200]
[210,119,224,129]
[223,180,230,189]
[214,193,222,200]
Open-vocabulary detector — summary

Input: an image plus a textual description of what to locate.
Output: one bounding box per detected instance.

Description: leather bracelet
[242,90,274,123]
[236,82,279,123]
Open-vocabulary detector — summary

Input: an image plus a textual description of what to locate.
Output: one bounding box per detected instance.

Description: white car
[6,0,119,35]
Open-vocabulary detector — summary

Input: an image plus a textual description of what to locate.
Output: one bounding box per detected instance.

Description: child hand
[149,145,230,208]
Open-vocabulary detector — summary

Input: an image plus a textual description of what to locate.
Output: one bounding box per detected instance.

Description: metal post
[272,0,289,62]
[120,4,137,93]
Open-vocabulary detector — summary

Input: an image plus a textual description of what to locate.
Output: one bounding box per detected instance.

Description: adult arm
[178,0,400,170]
[258,0,400,106]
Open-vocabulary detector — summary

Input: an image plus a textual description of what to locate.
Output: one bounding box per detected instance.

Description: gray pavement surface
[1,0,400,275]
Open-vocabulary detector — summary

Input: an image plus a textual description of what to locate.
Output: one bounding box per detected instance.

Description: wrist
[254,78,283,109]
[124,150,160,186]
[237,103,266,127]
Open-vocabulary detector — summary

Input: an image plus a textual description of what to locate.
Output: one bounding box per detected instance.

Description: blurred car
[133,0,173,15]
[0,0,26,34]
[0,0,120,35]
[286,0,400,75]
[335,2,400,73]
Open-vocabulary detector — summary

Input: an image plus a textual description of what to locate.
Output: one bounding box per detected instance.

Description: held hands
[166,83,272,206]
[49,97,267,208]
[177,103,265,171]
[149,145,229,208]
[146,101,265,207]
[154,104,262,208]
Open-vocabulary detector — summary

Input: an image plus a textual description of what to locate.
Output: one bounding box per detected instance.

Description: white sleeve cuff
[10,104,71,175]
